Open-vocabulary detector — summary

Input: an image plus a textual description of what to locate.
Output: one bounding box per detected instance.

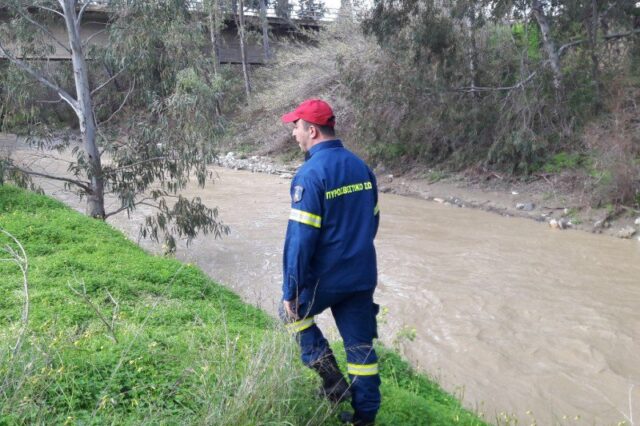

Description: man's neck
[306,137,333,151]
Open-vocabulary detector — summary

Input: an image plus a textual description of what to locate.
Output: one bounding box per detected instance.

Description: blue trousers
[285,287,381,420]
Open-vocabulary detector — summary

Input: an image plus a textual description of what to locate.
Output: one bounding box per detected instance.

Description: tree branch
[10,4,71,54]
[77,1,92,25]
[0,43,80,115]
[82,28,107,48]
[104,156,166,175]
[33,4,65,19]
[558,29,640,57]
[456,71,538,93]
[98,80,135,125]
[67,277,119,343]
[0,228,30,399]
[0,229,29,359]
[9,164,91,192]
[91,68,124,95]
[104,196,156,219]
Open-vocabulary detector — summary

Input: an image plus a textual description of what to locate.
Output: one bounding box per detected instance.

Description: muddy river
[4,138,640,425]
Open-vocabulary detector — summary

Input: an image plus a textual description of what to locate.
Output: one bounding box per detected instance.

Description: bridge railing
[83,0,346,22]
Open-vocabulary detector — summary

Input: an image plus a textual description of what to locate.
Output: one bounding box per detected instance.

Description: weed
[565,207,583,225]
[542,152,585,173]
[427,170,447,183]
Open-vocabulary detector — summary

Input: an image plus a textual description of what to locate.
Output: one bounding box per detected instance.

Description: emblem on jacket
[293,185,304,203]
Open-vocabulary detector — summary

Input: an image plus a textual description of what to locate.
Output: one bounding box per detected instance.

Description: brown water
[4,139,640,425]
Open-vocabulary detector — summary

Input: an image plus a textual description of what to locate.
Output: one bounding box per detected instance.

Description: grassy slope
[0,186,486,425]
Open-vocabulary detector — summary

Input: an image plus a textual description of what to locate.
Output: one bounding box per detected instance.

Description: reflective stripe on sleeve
[347,362,379,376]
[286,317,315,333]
[290,208,322,228]
[373,204,380,215]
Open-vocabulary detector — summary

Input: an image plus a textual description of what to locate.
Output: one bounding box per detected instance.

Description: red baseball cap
[281,99,336,128]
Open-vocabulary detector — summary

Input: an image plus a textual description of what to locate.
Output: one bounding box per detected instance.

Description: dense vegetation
[0,186,487,425]
[232,1,640,209]
[350,0,640,204]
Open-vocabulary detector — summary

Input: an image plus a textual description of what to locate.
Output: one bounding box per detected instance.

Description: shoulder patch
[292,185,304,203]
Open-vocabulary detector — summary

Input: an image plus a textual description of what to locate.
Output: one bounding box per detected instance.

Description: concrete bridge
[0,2,343,64]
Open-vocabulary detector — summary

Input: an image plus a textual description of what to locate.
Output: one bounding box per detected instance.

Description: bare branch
[104,194,170,219]
[77,1,92,25]
[91,68,125,95]
[602,28,640,41]
[36,98,65,104]
[106,290,119,333]
[456,71,538,93]
[104,196,156,219]
[104,156,166,175]
[10,4,71,54]
[558,29,640,57]
[82,28,107,48]
[98,80,135,125]
[103,204,131,219]
[0,228,29,395]
[67,278,119,343]
[8,163,91,192]
[33,4,65,19]
[0,43,80,115]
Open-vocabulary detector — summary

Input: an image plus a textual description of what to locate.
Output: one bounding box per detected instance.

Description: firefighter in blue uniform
[280,99,381,425]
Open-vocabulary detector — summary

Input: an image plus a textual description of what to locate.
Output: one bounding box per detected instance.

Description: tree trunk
[207,0,220,76]
[238,0,252,100]
[208,0,223,117]
[61,0,105,218]
[339,0,353,20]
[259,0,271,62]
[589,0,602,113]
[531,0,563,93]
[465,7,479,92]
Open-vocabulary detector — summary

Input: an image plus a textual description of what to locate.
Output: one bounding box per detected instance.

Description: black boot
[310,352,351,404]
[339,411,375,426]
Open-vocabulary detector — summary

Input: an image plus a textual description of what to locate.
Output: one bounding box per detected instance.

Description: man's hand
[283,298,299,320]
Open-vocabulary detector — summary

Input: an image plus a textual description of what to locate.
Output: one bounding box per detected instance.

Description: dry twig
[67,277,119,343]
[0,228,30,395]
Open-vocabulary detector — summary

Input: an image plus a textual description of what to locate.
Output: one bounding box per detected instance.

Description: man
[280,99,381,425]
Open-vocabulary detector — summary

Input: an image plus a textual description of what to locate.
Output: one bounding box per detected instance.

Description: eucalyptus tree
[236,0,252,99]
[0,0,230,251]
[245,0,272,61]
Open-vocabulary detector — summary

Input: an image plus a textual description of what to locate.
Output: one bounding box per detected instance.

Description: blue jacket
[282,139,379,301]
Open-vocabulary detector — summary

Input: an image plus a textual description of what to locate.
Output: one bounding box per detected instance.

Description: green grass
[0,185,486,425]
[542,152,586,173]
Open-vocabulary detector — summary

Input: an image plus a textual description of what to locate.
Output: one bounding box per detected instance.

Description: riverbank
[216,150,640,241]
[0,185,486,425]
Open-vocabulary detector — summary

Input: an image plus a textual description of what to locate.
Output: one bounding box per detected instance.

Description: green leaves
[1,0,236,250]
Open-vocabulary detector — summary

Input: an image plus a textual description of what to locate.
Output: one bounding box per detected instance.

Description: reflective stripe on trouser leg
[296,321,332,368]
[347,362,379,376]
[346,345,380,417]
[285,317,315,333]
[331,291,381,418]
[285,316,332,367]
